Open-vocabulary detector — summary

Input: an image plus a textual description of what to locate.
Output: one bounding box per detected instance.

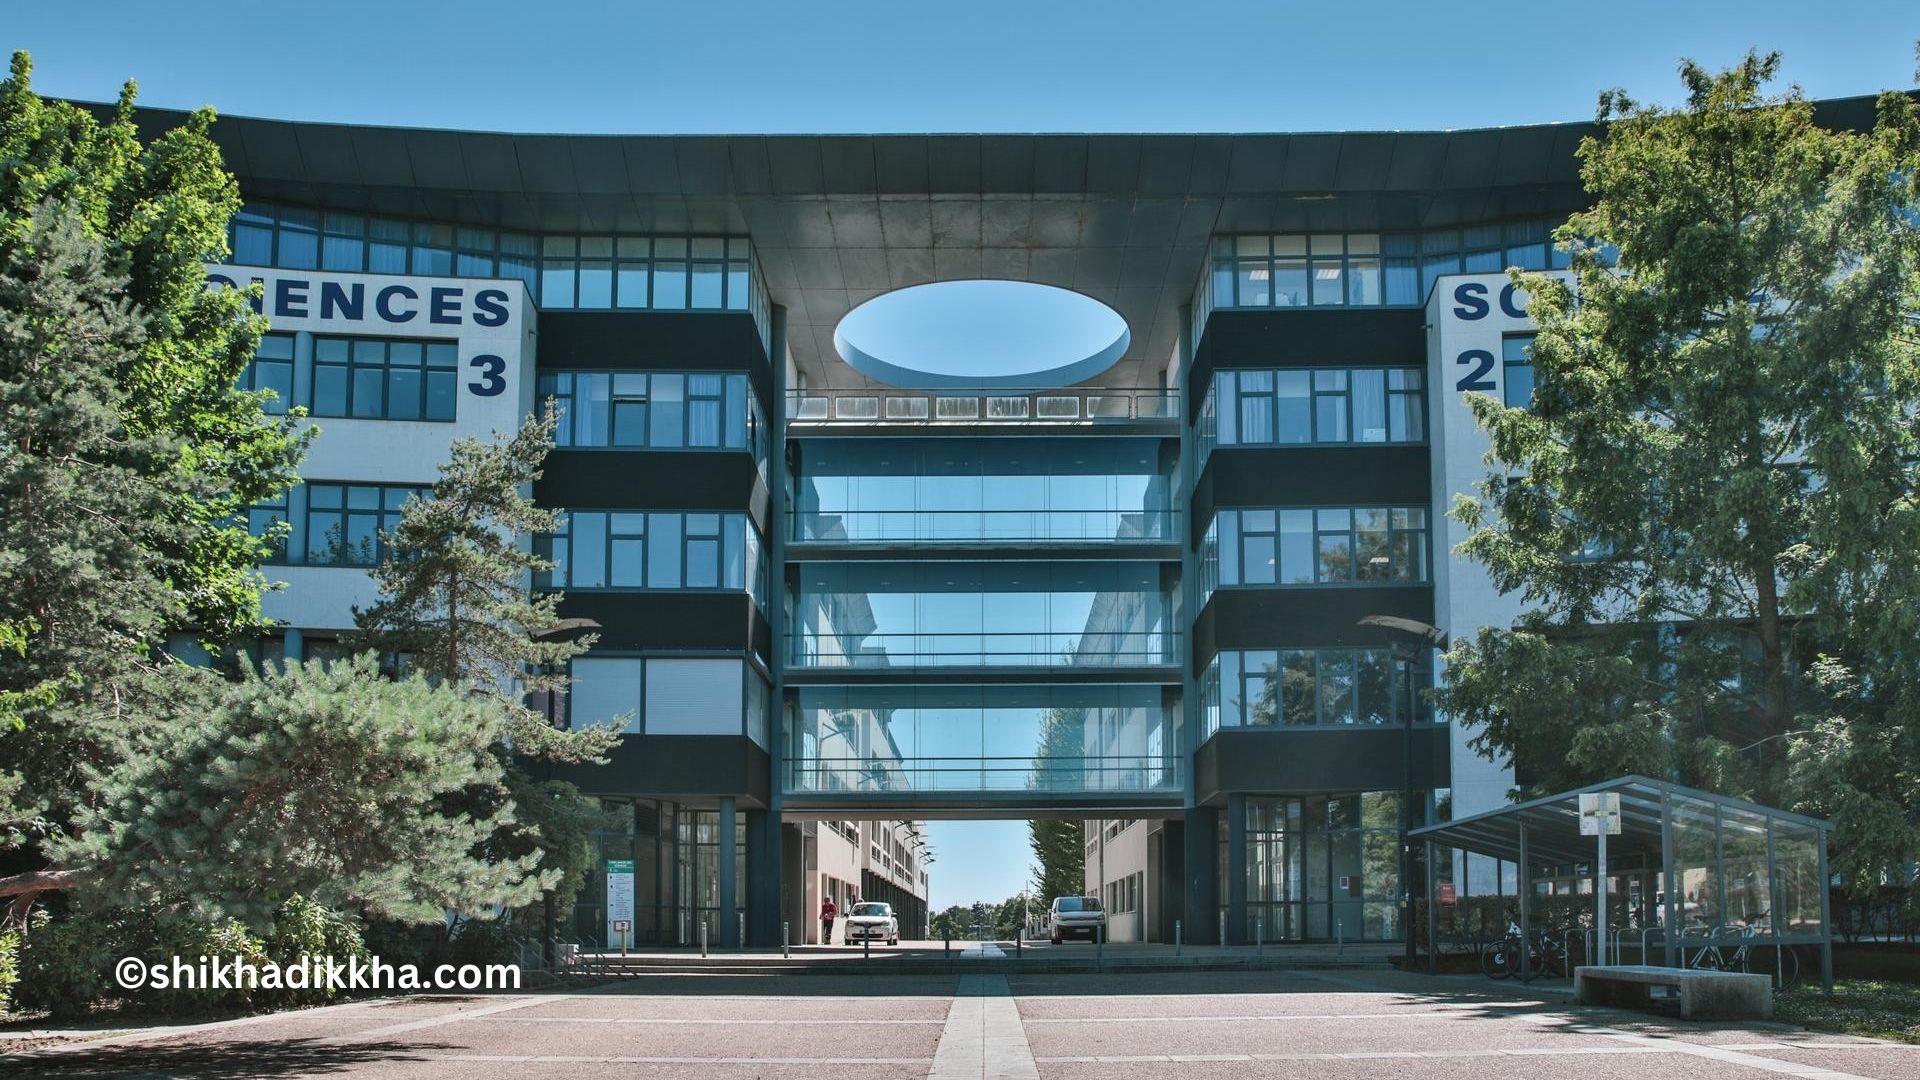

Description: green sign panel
[606,859,635,873]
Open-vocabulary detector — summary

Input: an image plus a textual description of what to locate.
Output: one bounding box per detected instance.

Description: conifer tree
[24,656,548,924]
[0,207,181,847]
[350,406,617,916]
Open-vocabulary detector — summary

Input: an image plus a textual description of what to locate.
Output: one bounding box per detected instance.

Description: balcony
[787,754,1185,795]
[791,508,1178,547]
[786,387,1177,427]
[790,630,1178,670]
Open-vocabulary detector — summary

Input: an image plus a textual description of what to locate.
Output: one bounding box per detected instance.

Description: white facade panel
[211,266,537,637]
[1425,272,1569,824]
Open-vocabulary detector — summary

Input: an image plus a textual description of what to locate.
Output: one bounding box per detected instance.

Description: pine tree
[1438,54,1920,891]
[34,655,547,924]
[0,207,183,850]
[350,405,617,918]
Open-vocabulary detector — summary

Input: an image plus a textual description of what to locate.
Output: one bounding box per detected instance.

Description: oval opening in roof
[833,280,1130,389]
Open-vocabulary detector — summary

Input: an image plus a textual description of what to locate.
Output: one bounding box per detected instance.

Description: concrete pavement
[4,964,1916,1078]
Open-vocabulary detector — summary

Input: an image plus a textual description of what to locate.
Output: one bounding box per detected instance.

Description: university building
[145,94,1875,946]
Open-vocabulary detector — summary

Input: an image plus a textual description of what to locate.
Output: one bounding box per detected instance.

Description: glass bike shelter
[1409,775,1833,992]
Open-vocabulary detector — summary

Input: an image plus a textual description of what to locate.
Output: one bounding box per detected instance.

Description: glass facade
[1502,333,1536,408]
[241,332,296,414]
[223,201,773,348]
[790,561,1174,668]
[1197,368,1424,464]
[789,437,1176,545]
[1200,507,1429,596]
[1199,648,1434,736]
[1232,791,1413,942]
[572,800,746,947]
[297,482,426,566]
[312,336,460,421]
[787,684,1180,794]
[566,656,770,746]
[540,371,765,457]
[535,511,767,608]
[1201,220,1572,313]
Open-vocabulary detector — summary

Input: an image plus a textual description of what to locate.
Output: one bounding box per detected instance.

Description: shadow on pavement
[0,1038,451,1079]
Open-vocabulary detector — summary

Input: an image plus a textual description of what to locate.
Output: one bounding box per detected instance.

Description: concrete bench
[1574,964,1772,1020]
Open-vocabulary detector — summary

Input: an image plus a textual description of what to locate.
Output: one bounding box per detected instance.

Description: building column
[1226,794,1248,945]
[719,797,738,948]
[282,627,305,662]
[1183,807,1218,944]
[746,809,782,947]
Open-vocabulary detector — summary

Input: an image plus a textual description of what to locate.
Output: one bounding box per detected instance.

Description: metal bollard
[1336,919,1344,959]
[1256,916,1263,957]
[701,921,709,958]
[1219,910,1227,949]
[1015,931,1022,958]
[1096,923,1104,969]
[783,921,790,959]
[863,932,870,960]
[739,912,746,952]
[1175,920,1182,957]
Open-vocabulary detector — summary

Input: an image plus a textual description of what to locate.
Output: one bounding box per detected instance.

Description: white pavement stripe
[432,1055,937,1064]
[323,994,564,1043]
[1520,1011,1886,1080]
[1021,1010,1534,1024]
[929,974,1041,1080]
[1035,1047,1683,1063]
[478,1016,944,1025]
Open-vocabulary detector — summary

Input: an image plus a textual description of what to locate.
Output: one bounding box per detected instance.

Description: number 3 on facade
[468,354,507,396]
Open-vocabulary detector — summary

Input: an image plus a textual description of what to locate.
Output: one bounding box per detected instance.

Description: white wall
[1426,272,1570,890]
[209,266,537,636]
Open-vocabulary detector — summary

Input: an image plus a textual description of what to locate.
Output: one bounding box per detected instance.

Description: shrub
[0,929,19,1014]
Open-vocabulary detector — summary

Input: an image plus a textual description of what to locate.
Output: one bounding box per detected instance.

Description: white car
[1049,896,1106,943]
[843,902,899,945]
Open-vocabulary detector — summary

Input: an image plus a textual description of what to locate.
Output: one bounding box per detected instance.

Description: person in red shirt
[820,896,837,945]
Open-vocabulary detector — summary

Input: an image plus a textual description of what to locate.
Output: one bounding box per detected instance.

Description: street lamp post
[1357,615,1447,972]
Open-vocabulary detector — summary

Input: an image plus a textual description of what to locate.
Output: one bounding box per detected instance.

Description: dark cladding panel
[1194,727,1449,804]
[548,735,771,806]
[1193,586,1435,673]
[289,125,360,186]
[555,593,768,657]
[537,451,766,522]
[927,136,983,195]
[1194,447,1432,531]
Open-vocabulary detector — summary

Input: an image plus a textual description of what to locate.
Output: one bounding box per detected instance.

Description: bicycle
[1481,920,1568,980]
[1686,913,1801,989]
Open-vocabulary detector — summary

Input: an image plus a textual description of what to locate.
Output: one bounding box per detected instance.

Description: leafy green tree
[1438,54,1920,890]
[0,52,307,643]
[350,406,617,918]
[0,655,548,923]
[1028,707,1086,903]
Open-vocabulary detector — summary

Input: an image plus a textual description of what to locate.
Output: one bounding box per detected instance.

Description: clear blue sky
[7,2,1915,134]
[925,821,1035,912]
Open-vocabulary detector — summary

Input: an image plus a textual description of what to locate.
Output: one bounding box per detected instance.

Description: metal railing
[786,754,1185,794]
[790,630,1177,668]
[790,508,1178,545]
[786,387,1178,425]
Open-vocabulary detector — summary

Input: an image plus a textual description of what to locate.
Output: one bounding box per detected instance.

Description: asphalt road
[5,966,1916,1079]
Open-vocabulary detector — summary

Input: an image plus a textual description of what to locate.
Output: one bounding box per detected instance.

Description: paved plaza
[4,958,1917,1079]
